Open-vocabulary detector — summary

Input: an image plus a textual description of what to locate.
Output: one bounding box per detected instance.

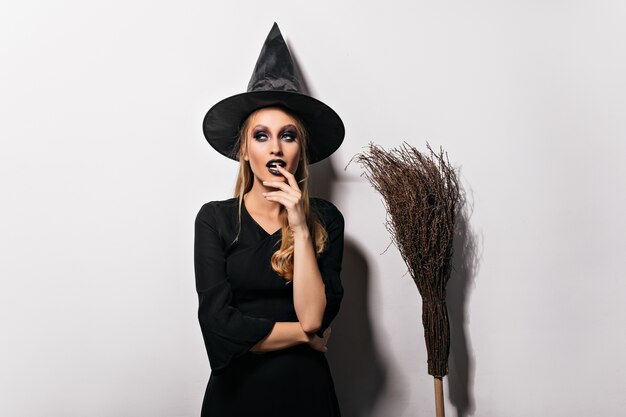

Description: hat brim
[202,90,345,164]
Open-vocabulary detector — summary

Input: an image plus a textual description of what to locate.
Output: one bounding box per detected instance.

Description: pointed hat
[202,23,345,164]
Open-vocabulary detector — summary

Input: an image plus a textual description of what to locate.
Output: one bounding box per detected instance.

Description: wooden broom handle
[434,377,445,417]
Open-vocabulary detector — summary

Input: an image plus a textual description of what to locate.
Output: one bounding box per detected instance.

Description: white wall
[2,1,625,416]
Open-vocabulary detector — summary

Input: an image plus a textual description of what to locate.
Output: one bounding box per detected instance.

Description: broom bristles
[350,141,461,377]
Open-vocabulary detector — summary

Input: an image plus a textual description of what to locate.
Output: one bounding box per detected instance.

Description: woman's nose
[270,136,283,155]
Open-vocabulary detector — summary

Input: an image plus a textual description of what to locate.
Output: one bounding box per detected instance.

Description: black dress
[194,196,344,416]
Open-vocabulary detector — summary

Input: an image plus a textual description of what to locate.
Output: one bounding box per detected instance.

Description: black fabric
[202,22,345,165]
[246,22,303,93]
[203,90,345,164]
[194,196,344,416]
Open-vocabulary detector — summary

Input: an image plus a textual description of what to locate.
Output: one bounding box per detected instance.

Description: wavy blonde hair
[232,106,328,283]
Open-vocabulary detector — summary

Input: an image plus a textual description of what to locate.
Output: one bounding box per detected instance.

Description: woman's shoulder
[196,197,239,220]
[310,196,339,211]
[310,196,344,223]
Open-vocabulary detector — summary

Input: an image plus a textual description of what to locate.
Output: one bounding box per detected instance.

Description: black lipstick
[266,159,286,176]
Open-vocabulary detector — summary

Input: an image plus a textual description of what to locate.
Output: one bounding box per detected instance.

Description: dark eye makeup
[252,130,268,141]
[280,129,297,141]
[251,125,298,142]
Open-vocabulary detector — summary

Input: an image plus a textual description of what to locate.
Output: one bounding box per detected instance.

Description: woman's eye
[281,131,297,142]
[253,132,268,141]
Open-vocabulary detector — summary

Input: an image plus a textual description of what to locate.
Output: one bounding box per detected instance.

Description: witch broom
[350,142,461,417]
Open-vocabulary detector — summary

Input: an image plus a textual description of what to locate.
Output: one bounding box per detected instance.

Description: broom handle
[434,377,445,417]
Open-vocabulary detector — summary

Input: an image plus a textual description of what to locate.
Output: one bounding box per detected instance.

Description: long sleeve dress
[194,196,344,417]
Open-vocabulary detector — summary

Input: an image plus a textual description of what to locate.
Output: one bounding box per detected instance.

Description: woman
[195,23,345,416]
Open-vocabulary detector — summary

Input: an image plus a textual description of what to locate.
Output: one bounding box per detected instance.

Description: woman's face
[243,107,302,185]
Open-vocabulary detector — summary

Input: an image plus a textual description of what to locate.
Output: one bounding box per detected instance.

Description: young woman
[195,23,345,416]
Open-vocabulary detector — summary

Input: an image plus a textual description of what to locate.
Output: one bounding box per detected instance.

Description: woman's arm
[249,321,309,353]
[262,168,343,337]
[291,225,326,333]
[251,322,331,353]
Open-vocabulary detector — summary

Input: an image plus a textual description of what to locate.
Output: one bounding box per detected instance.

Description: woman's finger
[262,179,301,198]
[262,191,298,207]
[274,165,301,190]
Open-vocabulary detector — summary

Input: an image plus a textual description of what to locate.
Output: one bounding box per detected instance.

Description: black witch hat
[202,23,345,164]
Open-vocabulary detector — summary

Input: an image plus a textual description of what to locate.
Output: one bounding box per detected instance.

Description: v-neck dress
[194,196,344,416]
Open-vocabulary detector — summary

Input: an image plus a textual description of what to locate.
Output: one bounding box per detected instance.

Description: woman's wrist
[291,224,311,240]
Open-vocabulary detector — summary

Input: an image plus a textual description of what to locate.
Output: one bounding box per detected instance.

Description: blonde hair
[232,106,328,283]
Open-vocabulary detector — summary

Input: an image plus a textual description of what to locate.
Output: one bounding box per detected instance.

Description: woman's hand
[262,165,306,231]
[306,327,332,353]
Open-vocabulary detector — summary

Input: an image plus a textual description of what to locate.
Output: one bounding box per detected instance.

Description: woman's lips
[267,166,284,176]
[266,159,286,176]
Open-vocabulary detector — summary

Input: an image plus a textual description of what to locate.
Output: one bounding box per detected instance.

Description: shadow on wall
[446,182,480,417]
[311,159,387,417]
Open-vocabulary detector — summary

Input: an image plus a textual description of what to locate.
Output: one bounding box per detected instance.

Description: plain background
[2,1,625,416]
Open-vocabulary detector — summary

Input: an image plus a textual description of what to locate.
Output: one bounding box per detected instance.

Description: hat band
[248,77,301,93]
